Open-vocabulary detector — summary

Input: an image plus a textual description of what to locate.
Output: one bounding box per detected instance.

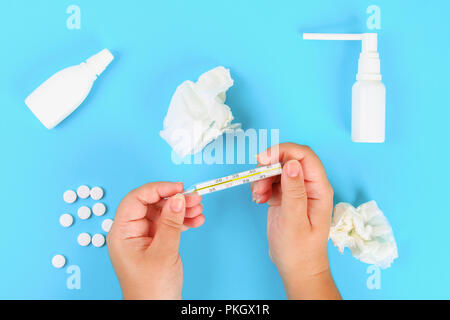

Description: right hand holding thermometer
[251,143,341,299]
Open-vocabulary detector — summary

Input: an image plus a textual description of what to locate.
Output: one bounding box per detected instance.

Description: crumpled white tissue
[329,201,398,269]
[160,66,239,158]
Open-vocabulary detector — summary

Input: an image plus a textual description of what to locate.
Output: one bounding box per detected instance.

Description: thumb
[151,193,186,255]
[281,160,310,230]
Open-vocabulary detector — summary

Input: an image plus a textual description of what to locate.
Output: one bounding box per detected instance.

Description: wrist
[281,266,341,300]
[122,285,153,300]
[123,287,182,300]
[277,253,330,281]
[282,266,330,286]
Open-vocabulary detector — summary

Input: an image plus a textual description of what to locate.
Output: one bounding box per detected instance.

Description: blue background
[0,0,449,299]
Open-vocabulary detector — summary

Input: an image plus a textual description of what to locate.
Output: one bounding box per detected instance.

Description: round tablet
[77,206,91,220]
[102,219,114,233]
[63,190,77,204]
[77,185,90,199]
[59,213,74,227]
[52,254,66,269]
[92,234,105,247]
[90,187,104,200]
[77,233,91,246]
[92,203,106,216]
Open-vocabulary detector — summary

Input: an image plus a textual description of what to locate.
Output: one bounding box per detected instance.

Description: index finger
[257,143,329,185]
[114,182,184,224]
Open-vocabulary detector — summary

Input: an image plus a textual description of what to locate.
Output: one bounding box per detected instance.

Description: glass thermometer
[183,163,282,196]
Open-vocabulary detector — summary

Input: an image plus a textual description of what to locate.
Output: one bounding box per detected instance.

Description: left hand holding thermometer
[107,182,204,299]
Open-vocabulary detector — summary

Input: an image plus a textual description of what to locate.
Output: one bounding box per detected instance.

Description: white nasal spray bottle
[303,33,385,143]
[25,49,114,129]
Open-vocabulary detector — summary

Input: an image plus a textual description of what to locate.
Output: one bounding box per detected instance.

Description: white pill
[77,206,91,220]
[59,213,74,227]
[90,187,104,200]
[92,202,106,216]
[63,190,77,204]
[92,234,105,247]
[77,233,91,246]
[77,185,90,199]
[52,254,66,269]
[101,219,114,233]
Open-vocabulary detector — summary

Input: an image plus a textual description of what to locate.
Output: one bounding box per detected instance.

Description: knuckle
[283,142,295,148]
[283,143,315,160]
[161,216,183,231]
[128,188,139,198]
[285,184,307,200]
[301,145,313,155]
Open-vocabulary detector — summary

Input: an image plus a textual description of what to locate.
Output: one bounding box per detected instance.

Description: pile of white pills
[76,232,106,247]
[53,185,113,269]
[63,185,104,204]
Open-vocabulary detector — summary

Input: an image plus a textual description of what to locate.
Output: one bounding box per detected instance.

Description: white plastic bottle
[352,79,385,143]
[303,33,386,143]
[25,49,114,129]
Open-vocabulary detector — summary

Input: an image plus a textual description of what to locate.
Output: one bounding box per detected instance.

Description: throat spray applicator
[303,33,385,143]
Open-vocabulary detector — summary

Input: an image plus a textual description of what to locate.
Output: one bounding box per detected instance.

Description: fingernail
[252,193,261,203]
[253,182,261,194]
[171,194,185,213]
[286,160,300,178]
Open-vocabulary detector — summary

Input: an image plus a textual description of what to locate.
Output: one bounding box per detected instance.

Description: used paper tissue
[160,66,239,158]
[329,200,398,269]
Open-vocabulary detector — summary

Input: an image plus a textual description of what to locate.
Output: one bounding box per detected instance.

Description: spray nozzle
[303,33,381,81]
[303,33,377,52]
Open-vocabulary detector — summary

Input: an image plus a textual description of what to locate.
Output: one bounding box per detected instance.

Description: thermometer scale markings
[185,163,282,195]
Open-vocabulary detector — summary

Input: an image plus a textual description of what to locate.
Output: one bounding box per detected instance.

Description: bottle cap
[86,49,114,76]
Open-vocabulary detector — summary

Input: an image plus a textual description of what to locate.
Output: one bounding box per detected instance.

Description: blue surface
[0,0,449,299]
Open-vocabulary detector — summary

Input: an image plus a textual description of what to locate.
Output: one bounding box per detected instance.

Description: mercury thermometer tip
[182,186,196,195]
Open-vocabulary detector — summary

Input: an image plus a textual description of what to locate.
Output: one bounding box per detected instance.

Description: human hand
[251,143,340,299]
[107,182,204,300]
